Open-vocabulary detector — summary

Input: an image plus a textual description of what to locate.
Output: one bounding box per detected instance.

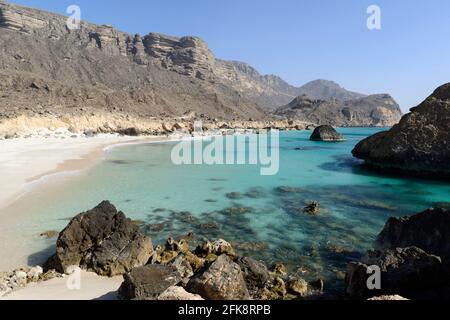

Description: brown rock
[45,201,153,276]
[187,254,250,300]
[118,264,181,300]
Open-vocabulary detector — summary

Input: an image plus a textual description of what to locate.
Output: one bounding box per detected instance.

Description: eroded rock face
[187,254,250,300]
[0,1,401,123]
[352,83,450,178]
[144,33,215,80]
[118,264,181,300]
[376,208,450,260]
[0,3,47,32]
[275,94,402,127]
[345,247,445,299]
[310,125,345,141]
[45,201,153,276]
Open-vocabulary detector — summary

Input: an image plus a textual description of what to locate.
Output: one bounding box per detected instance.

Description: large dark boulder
[236,256,270,291]
[376,208,450,260]
[118,264,182,300]
[187,254,250,300]
[345,247,445,299]
[352,83,450,178]
[45,201,153,276]
[310,125,345,141]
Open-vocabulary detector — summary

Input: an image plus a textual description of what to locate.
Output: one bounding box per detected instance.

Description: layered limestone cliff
[0,1,401,131]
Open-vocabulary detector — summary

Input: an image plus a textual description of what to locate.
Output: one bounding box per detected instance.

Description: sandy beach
[0,134,169,300]
[1,271,123,300]
[0,134,169,211]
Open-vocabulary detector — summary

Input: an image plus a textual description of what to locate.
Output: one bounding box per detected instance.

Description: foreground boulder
[45,201,153,276]
[352,83,450,178]
[310,125,345,141]
[345,247,446,299]
[376,208,450,260]
[236,257,270,291]
[118,264,182,300]
[187,254,250,300]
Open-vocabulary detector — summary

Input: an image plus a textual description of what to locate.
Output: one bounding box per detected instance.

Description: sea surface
[1,128,449,295]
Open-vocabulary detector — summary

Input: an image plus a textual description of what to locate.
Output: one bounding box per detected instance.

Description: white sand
[0,134,166,300]
[0,134,157,211]
[1,271,123,300]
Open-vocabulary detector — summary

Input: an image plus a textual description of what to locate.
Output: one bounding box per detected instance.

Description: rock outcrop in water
[310,125,345,141]
[345,208,450,299]
[352,83,450,178]
[45,201,153,276]
[345,247,444,299]
[376,208,450,260]
[0,1,400,133]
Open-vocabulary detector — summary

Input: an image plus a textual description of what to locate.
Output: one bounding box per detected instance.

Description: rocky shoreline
[352,83,450,179]
[2,201,449,300]
[0,115,311,140]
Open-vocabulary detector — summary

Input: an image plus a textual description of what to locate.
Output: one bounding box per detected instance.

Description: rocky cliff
[0,1,265,122]
[274,94,402,127]
[0,1,401,130]
[352,83,450,177]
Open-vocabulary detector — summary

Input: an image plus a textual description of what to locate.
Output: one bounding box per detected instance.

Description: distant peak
[303,79,341,87]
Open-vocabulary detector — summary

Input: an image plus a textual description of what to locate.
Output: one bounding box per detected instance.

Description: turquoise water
[1,128,449,294]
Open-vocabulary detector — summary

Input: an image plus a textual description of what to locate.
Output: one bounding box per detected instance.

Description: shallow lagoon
[1,128,449,295]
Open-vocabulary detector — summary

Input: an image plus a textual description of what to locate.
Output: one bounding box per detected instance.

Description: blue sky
[10,0,450,112]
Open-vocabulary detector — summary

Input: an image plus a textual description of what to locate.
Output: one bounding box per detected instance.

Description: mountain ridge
[0,1,401,129]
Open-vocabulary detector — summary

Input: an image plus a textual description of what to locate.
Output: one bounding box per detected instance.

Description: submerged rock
[275,186,304,194]
[232,241,269,251]
[244,188,266,199]
[39,230,58,238]
[197,222,219,230]
[45,201,153,276]
[225,192,243,199]
[303,201,320,215]
[187,254,250,300]
[352,83,450,178]
[118,264,182,300]
[220,207,253,215]
[310,125,345,141]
